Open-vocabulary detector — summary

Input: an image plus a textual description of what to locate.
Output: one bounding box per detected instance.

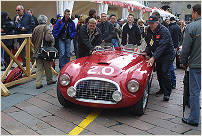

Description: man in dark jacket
[168,17,182,89]
[53,9,76,70]
[97,13,114,45]
[14,5,35,67]
[78,18,102,58]
[142,16,175,101]
[121,14,141,47]
[27,8,39,31]
[181,4,201,127]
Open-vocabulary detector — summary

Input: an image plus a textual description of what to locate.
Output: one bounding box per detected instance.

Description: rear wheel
[57,84,74,107]
[130,79,150,116]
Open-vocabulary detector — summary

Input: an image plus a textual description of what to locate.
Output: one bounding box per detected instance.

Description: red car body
[57,47,153,114]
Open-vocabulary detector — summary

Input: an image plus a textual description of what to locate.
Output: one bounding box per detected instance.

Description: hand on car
[146,57,155,67]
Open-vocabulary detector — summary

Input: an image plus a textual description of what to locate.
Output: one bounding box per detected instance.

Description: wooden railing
[1,34,58,96]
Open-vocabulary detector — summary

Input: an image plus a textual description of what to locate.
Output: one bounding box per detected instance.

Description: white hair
[37,15,48,24]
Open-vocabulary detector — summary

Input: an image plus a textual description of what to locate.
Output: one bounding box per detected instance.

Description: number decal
[102,67,114,75]
[88,66,98,74]
[88,66,114,75]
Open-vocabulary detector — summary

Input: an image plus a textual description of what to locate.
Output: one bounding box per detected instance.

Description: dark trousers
[156,55,174,97]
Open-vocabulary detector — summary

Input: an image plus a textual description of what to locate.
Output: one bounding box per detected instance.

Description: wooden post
[26,37,31,76]
[1,82,10,96]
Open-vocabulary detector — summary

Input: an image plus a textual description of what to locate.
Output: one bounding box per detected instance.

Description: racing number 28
[88,66,114,75]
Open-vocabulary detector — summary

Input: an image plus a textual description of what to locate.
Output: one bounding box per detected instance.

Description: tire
[130,79,150,116]
[57,84,74,107]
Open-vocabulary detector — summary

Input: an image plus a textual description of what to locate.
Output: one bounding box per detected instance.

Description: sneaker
[163,96,170,101]
[36,85,43,89]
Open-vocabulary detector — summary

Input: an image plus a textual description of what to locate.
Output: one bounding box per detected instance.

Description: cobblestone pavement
[1,68,201,135]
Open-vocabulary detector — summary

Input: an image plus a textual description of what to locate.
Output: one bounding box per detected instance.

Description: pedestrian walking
[97,13,114,46]
[121,14,141,48]
[141,16,175,101]
[78,18,102,58]
[31,15,56,89]
[168,17,182,89]
[53,9,76,70]
[181,4,201,127]
[109,14,122,47]
[14,5,35,67]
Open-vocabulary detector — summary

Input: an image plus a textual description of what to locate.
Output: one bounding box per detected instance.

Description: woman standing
[31,15,56,89]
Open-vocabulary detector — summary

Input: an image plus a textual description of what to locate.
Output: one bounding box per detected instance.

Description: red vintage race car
[57,46,153,115]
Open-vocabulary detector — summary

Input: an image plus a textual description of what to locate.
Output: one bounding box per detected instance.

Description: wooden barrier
[1,34,58,96]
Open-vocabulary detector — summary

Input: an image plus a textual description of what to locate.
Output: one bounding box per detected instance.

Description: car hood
[79,51,145,77]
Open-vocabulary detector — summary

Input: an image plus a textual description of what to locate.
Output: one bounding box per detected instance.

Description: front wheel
[129,79,150,116]
[57,84,74,107]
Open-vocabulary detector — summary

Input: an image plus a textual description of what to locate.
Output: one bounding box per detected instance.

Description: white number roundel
[102,67,114,75]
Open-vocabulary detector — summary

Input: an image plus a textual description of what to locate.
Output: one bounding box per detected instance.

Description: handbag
[37,26,58,60]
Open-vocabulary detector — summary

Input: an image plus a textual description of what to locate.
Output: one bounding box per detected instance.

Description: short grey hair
[17,5,24,10]
[37,15,48,24]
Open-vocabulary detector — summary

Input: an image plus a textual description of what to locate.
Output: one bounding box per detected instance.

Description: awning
[95,1,152,12]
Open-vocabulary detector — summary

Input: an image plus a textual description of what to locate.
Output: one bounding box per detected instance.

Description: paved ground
[1,64,201,135]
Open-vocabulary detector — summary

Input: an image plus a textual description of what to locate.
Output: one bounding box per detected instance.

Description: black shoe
[47,80,57,85]
[163,96,170,101]
[36,85,43,89]
[155,90,163,96]
[182,118,198,127]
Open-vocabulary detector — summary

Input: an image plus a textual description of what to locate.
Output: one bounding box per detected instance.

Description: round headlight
[67,86,76,97]
[127,80,139,93]
[112,91,122,102]
[59,74,70,86]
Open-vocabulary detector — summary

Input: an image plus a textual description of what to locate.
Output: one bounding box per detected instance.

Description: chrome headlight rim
[59,73,70,86]
[127,79,139,93]
[112,91,122,102]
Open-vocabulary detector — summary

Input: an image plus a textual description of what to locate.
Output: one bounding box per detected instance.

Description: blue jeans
[169,63,176,87]
[112,39,119,47]
[73,38,78,58]
[59,38,71,69]
[188,68,201,124]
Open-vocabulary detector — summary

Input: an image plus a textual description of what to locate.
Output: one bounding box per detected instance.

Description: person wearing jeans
[59,38,71,69]
[181,4,201,127]
[53,9,76,70]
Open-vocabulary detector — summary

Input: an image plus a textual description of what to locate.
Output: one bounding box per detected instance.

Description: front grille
[75,79,118,102]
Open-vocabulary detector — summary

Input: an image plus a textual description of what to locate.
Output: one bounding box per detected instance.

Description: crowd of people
[1,4,201,127]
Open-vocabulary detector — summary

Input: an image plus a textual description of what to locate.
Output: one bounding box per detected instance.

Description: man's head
[152,11,160,21]
[89,9,96,17]
[192,4,201,21]
[88,18,97,32]
[165,18,170,24]
[101,13,107,23]
[148,16,159,31]
[16,5,24,16]
[109,14,117,24]
[27,8,33,16]
[64,9,70,20]
[127,14,134,24]
[119,19,125,25]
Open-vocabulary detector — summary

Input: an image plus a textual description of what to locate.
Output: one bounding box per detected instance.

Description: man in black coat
[97,13,114,45]
[14,5,35,66]
[121,14,141,47]
[78,18,102,58]
[168,17,182,89]
[142,16,175,101]
[27,8,39,31]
